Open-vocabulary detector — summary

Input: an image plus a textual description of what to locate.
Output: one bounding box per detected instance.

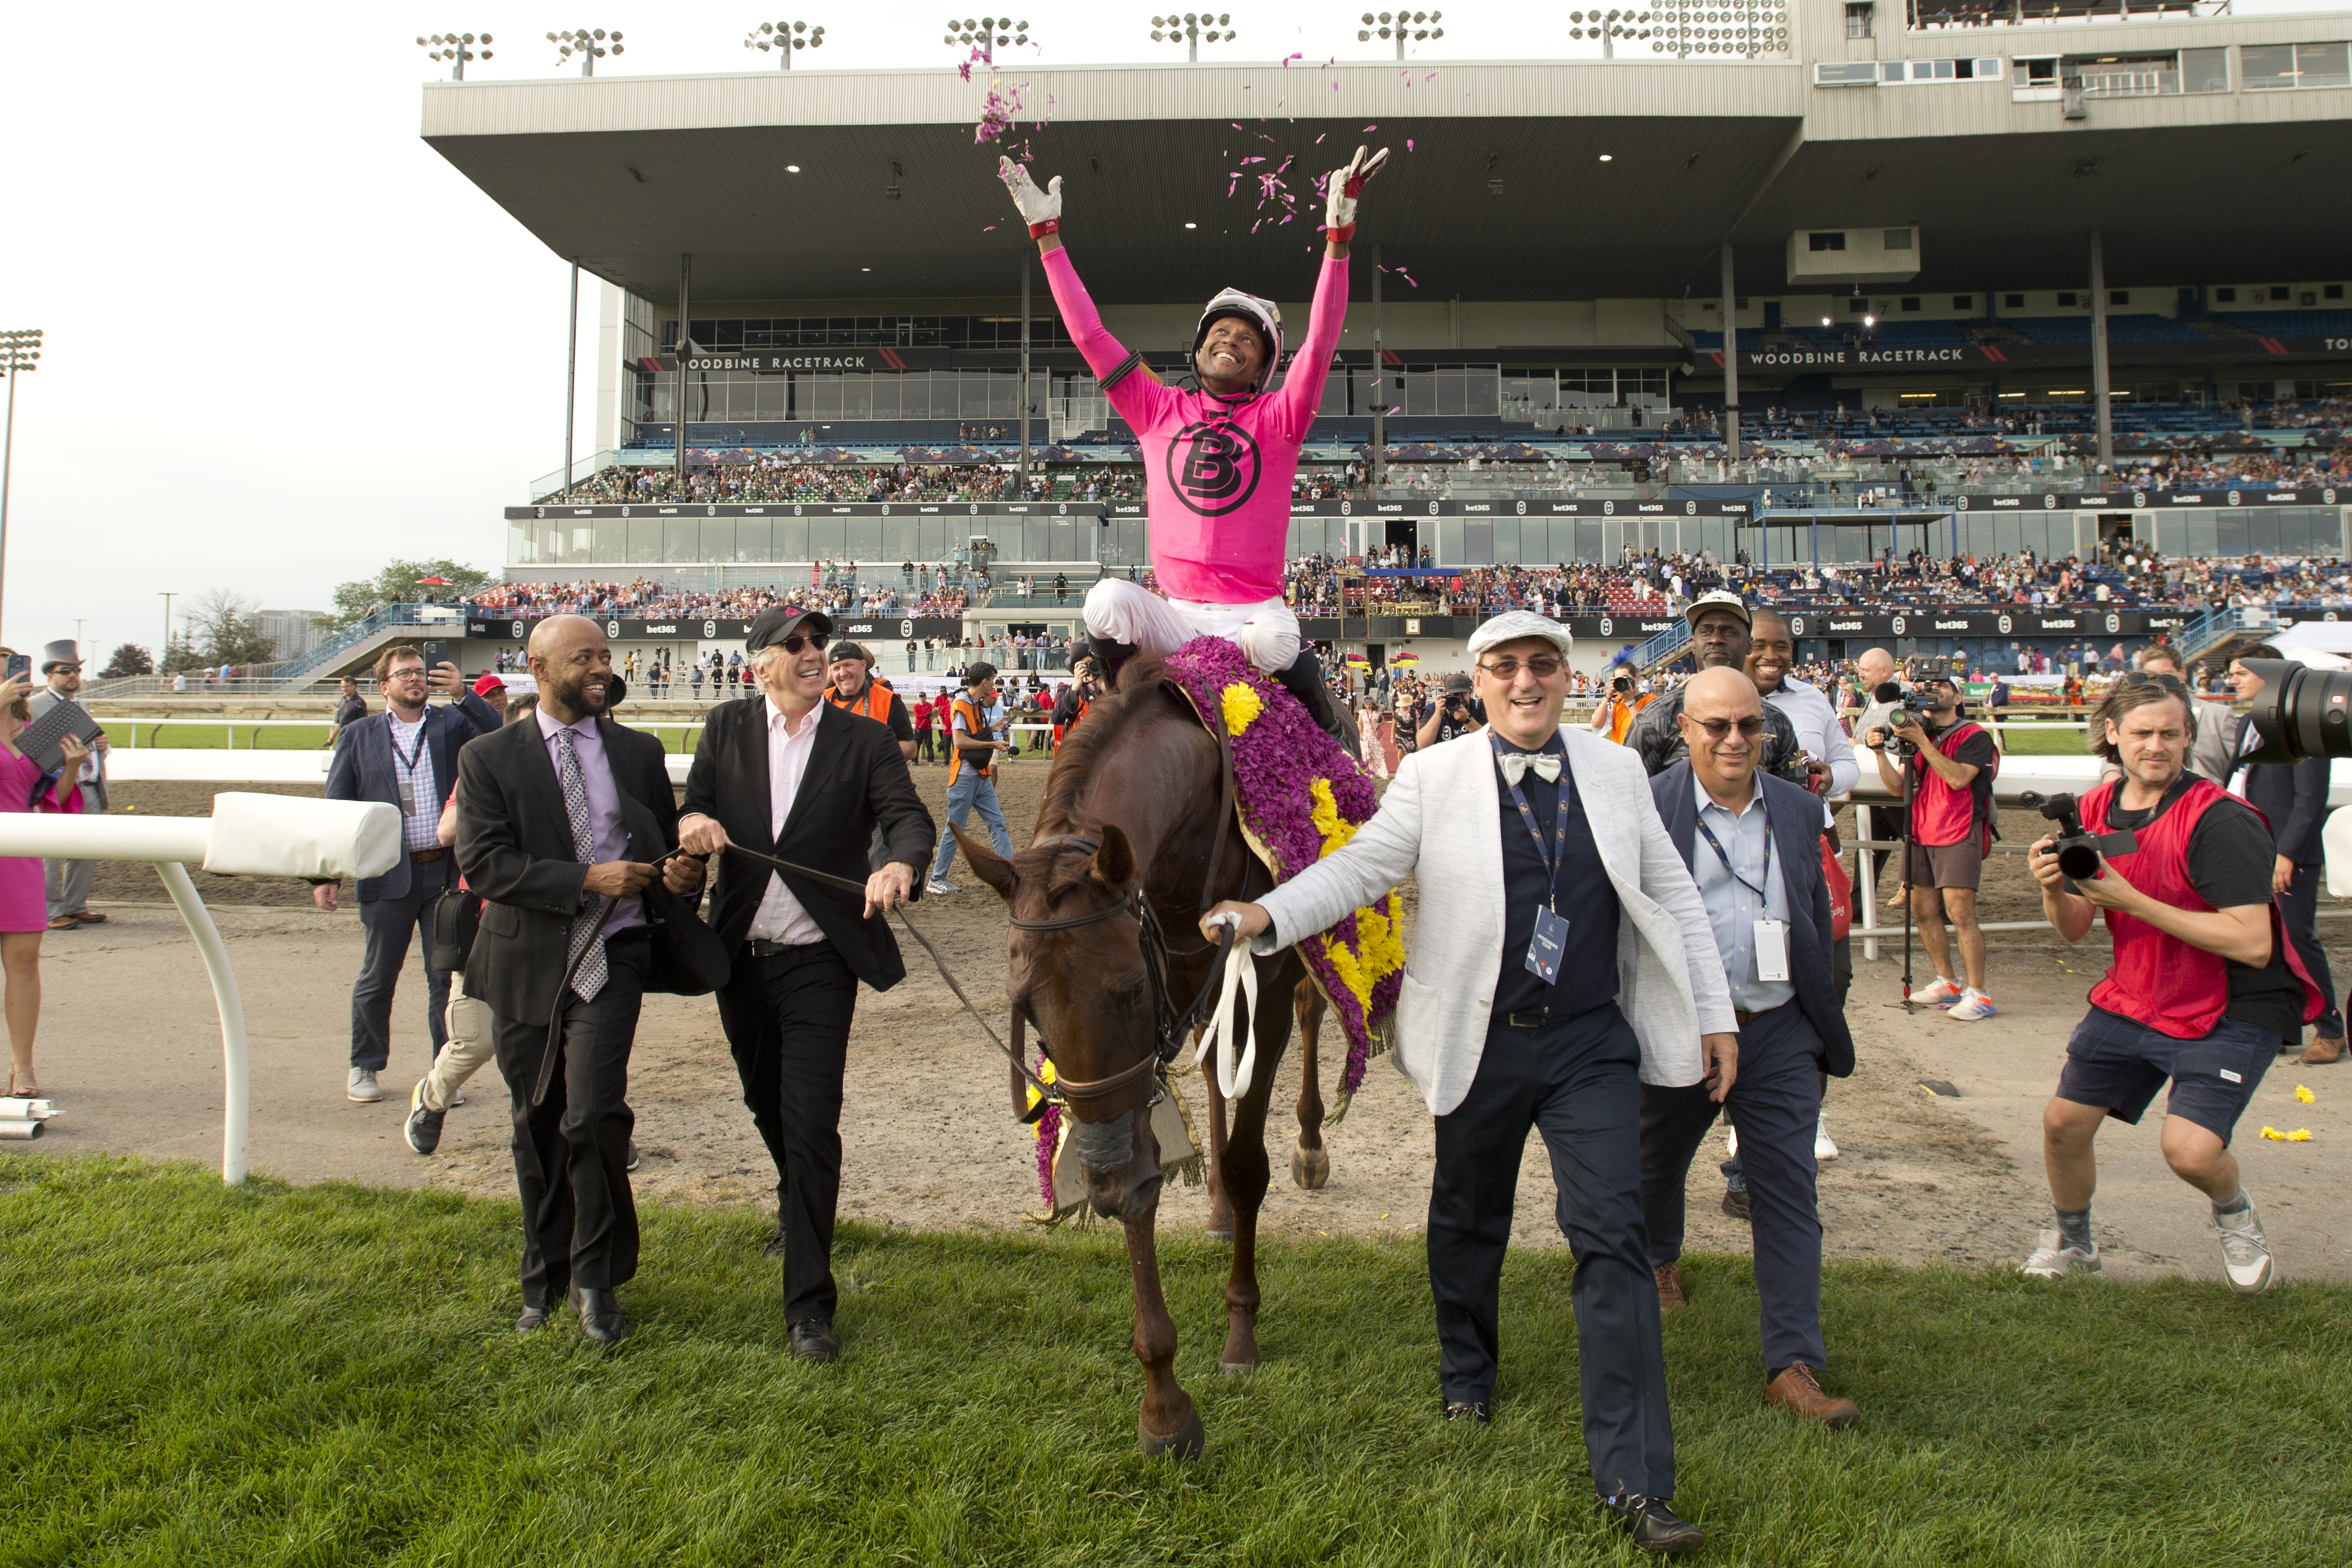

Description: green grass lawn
[1995,725,2093,757]
[3,1157,2346,1565]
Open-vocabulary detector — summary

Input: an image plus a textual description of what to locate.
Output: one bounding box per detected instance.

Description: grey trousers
[44,857,94,921]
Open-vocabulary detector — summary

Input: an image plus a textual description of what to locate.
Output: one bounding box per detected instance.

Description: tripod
[1896,743,1919,1006]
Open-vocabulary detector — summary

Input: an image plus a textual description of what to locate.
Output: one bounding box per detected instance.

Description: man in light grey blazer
[1205,610,1738,1556]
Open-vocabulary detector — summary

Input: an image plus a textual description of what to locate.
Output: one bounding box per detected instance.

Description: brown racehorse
[955,658,1331,1457]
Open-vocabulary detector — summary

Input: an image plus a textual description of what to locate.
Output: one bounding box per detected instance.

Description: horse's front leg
[1124,1208,1205,1459]
[1217,970,1296,1373]
[1199,1024,1235,1243]
[1291,979,1331,1190]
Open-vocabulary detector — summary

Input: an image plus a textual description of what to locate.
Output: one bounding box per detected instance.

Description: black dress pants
[2281,860,2345,1040]
[1429,1004,1673,1501]
[489,926,650,1308]
[715,940,861,1325]
[1640,1002,1827,1377]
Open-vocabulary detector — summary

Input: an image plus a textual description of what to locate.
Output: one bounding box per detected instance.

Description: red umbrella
[414,575,453,586]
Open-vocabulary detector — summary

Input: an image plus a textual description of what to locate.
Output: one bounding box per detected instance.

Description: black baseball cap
[746,606,832,652]
[827,640,873,666]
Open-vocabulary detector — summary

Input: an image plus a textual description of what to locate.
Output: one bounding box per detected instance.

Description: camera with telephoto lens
[2019,791,2138,885]
[2236,657,2352,762]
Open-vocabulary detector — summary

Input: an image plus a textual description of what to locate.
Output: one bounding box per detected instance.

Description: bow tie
[1497,751,1561,787]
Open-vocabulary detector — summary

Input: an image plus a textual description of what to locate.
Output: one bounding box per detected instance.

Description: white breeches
[1083,578,1301,676]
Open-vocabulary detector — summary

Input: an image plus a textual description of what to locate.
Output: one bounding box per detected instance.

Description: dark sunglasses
[2117,670,2185,692]
[770,632,828,655]
[1688,715,1765,740]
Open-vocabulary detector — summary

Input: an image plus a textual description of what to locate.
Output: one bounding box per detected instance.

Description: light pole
[945,16,1030,65]
[1152,12,1238,61]
[747,20,826,67]
[0,329,40,651]
[564,259,581,502]
[415,33,493,79]
[159,593,176,666]
[1358,9,1441,57]
[551,29,623,75]
[1643,1,1786,59]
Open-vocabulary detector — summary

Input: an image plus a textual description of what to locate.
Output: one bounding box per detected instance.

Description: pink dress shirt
[743,696,825,945]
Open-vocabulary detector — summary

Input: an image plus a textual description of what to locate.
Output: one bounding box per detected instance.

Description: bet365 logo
[1166,419,1262,517]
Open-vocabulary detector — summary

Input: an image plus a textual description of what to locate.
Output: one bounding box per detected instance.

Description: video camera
[1867,678,1941,758]
[2018,791,2138,886]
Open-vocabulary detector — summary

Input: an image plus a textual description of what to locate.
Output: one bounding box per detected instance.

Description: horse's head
[958,821,1166,1221]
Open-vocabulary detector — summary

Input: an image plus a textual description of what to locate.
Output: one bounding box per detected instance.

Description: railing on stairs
[270,605,467,691]
[1636,621,1692,670]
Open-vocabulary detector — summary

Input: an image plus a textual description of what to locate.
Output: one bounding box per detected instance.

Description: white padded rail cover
[203,794,403,881]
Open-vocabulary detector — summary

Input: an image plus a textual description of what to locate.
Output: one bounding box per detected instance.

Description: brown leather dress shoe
[1653,1263,1687,1312]
[1765,1362,1859,1427]
[2301,1036,2345,1066]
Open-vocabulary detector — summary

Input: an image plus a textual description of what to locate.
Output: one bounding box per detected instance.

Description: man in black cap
[1627,592,1811,787]
[674,607,935,1362]
[29,641,108,930]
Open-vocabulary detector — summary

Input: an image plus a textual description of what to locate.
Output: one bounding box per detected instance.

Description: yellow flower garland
[1220,681,1263,737]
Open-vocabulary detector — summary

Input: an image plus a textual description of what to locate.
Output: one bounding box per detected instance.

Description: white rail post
[1855,801,1880,962]
[155,860,249,1185]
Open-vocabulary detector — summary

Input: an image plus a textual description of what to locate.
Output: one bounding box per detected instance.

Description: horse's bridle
[1007,832,1233,1115]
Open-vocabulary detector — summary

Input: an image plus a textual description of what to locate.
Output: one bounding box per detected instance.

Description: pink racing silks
[1042,246,1348,606]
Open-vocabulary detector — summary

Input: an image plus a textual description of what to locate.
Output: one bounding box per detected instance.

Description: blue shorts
[2055,1009,2276,1145]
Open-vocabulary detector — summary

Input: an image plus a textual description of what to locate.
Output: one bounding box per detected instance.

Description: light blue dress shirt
[1691,772,1795,1015]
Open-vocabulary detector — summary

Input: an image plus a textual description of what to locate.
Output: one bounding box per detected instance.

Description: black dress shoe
[515,1304,551,1334]
[1596,1490,1705,1555]
[789,1317,839,1363]
[569,1286,630,1347]
[1441,1398,1490,1425]
[1721,1181,1752,1222]
[626,1141,642,1172]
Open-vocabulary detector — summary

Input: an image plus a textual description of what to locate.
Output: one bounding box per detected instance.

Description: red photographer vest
[1909,721,1995,849]
[2080,776,2323,1040]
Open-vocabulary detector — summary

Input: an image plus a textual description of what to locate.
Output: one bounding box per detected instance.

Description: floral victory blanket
[1160,637,1402,1117]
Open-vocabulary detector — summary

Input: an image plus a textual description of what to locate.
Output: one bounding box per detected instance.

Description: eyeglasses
[772,632,827,655]
[1688,715,1765,740]
[1475,655,1564,680]
[2117,670,2186,692]
[387,666,429,679]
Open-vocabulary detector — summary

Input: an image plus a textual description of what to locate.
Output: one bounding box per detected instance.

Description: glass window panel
[882,515,919,560]
[1461,520,1492,565]
[2181,46,2229,93]
[664,519,698,561]
[806,376,841,418]
[1439,517,1464,563]
[697,520,736,563]
[917,517,949,559]
[753,378,788,420]
[624,518,661,563]
[2249,512,2282,556]
[990,376,1020,419]
[593,519,627,561]
[1468,368,1499,416]
[1437,370,1467,417]
[846,518,883,559]
[772,517,809,559]
[1317,367,1348,416]
[2298,42,2351,89]
[1492,517,1520,561]
[733,519,773,561]
[868,377,899,419]
[839,376,872,419]
[804,518,843,559]
[2242,42,2296,90]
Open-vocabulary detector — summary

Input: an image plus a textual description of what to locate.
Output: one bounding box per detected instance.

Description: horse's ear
[1090,823,1137,895]
[954,824,1017,900]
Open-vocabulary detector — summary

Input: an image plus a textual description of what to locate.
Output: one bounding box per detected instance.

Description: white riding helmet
[1193,288,1284,392]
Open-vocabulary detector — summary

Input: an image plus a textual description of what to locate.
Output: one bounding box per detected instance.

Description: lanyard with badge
[1695,808,1790,983]
[1492,735,1571,985]
[391,721,429,818]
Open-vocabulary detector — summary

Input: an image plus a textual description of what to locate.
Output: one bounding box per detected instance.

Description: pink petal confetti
[1406,139,1414,151]
[1283,51,1302,65]
[983,223,997,231]
[1315,133,1326,144]
[1365,124,1377,131]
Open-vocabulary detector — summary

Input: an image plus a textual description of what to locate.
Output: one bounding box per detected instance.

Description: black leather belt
[409,847,448,864]
[749,937,828,959]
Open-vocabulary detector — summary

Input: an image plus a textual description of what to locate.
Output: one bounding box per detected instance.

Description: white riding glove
[1323,144,1390,243]
[998,155,1063,237]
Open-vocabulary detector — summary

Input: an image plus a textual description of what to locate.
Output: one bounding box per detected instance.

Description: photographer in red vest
[2021,673,2322,1295]
[1865,672,1998,1021]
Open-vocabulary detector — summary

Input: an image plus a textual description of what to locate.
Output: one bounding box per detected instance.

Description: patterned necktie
[1497,751,1562,788]
[555,727,609,1003]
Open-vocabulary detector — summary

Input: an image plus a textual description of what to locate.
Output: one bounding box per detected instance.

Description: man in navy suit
[1641,666,1860,1426]
[317,644,500,1103]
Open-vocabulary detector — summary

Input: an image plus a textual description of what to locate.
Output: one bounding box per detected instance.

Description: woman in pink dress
[0,673,89,1098]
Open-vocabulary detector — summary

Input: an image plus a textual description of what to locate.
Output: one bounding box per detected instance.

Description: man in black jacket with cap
[674,606,936,1362]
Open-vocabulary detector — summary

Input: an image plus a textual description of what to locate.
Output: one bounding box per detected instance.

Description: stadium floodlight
[945,16,1031,64]
[1356,9,1441,59]
[1151,12,1239,62]
[1642,0,1787,60]
[416,32,493,80]
[550,28,624,75]
[0,329,42,649]
[746,20,826,68]
[1568,8,1660,58]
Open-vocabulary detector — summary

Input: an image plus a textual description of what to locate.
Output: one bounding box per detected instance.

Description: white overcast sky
[0,1,2338,666]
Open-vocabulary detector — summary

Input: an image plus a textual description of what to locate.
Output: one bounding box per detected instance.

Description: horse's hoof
[1292,1144,1331,1190]
[1138,1403,1207,1460]
[1217,1358,1259,1378]
[1205,1203,1235,1243]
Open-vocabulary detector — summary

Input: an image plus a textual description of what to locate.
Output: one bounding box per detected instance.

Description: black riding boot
[1081,634,1141,691]
[1276,649,1362,755]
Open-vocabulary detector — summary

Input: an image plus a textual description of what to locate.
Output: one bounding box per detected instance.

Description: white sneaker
[347,1067,382,1103]
[1947,988,1999,1021]
[451,1086,466,1107]
[1814,1114,1838,1161]
[1914,975,1965,1007]
[2020,1228,2100,1279]
[2215,1200,2278,1295]
[1725,1124,1739,1160]
[925,879,958,896]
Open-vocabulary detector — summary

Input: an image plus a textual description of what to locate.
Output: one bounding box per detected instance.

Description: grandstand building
[395,0,2352,682]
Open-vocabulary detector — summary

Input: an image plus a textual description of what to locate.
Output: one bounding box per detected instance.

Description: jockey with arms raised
[996,145,1388,742]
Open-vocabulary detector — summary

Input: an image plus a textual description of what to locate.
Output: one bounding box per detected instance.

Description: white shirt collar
[765,694,821,738]
[1695,768,1763,819]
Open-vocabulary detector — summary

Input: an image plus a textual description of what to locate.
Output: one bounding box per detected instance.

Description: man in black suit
[2227,647,2345,1065]
[318,644,501,1105]
[1642,667,1861,1427]
[675,606,936,1363]
[454,615,706,1346]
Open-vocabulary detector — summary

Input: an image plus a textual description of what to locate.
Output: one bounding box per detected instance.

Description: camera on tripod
[2019,791,2138,887]
[1867,679,1940,759]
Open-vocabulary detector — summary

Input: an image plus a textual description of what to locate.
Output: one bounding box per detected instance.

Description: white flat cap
[1467,611,1573,659]
[1684,588,1750,628]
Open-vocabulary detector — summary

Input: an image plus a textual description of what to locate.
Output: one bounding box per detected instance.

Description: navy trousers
[350,857,453,1072]
[1429,1004,1674,1501]
[1640,1001,1828,1377]
[2281,861,2344,1041]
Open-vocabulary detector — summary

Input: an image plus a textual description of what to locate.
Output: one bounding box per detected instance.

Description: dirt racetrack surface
[37,767,2352,1284]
